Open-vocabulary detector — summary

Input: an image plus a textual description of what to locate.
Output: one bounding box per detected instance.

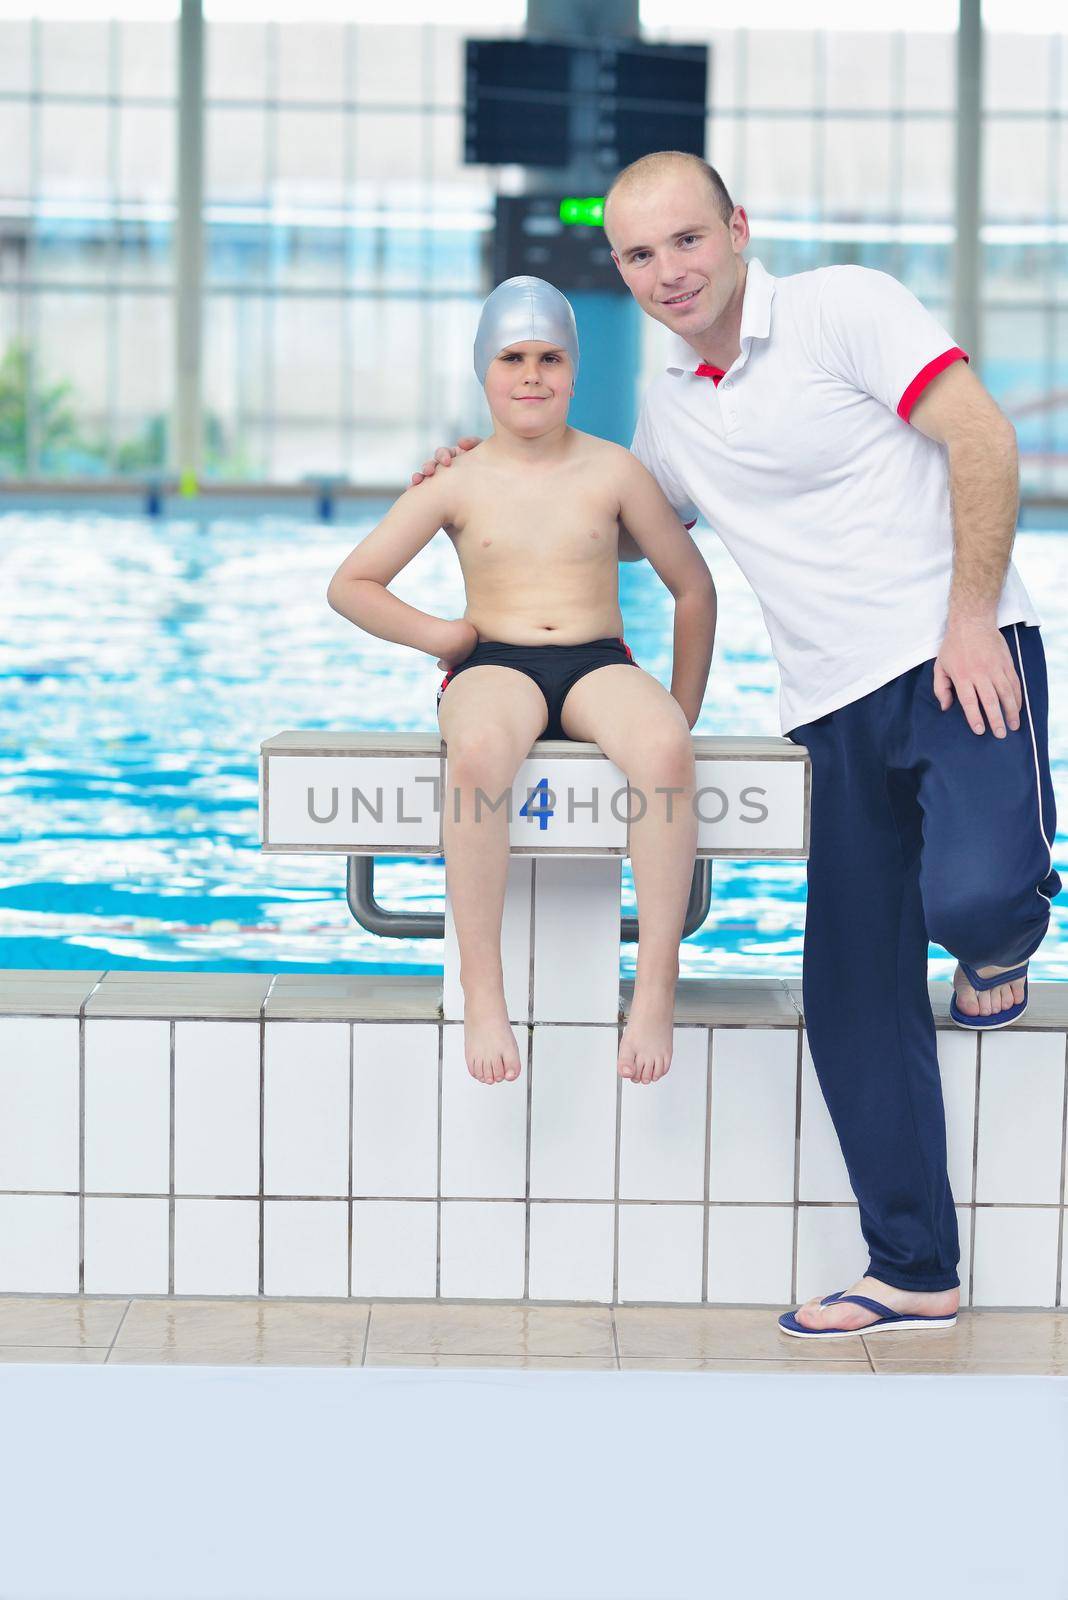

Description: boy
[327,276,716,1087]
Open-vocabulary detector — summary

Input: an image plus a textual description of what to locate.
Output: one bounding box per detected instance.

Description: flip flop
[779,1291,957,1339]
[949,959,1029,1030]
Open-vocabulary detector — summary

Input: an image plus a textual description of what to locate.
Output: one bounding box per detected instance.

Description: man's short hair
[603,152,735,235]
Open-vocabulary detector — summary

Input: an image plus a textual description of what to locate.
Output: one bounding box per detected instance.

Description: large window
[1,12,1065,495]
[982,30,1068,498]
[640,20,1068,498]
[0,15,176,476]
[202,19,520,482]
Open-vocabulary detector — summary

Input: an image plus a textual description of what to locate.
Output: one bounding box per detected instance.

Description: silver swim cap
[473,276,579,388]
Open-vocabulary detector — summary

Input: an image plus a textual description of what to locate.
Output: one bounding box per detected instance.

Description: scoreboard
[464,37,708,173]
[491,192,623,293]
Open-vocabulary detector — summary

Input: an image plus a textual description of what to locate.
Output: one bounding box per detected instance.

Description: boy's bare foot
[618,983,676,1084]
[463,993,522,1084]
[951,961,1027,1019]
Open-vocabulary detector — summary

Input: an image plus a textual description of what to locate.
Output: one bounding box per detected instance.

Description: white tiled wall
[264,1022,349,1198]
[618,1203,705,1303]
[530,1026,617,1200]
[708,1028,796,1203]
[175,1198,260,1297]
[0,1011,1065,1307]
[972,1206,1062,1307]
[85,1020,170,1195]
[441,1025,528,1199]
[175,1022,261,1197]
[619,1027,708,1202]
[529,1201,615,1302]
[440,1200,526,1299]
[353,1199,438,1298]
[938,1031,978,1203]
[0,1196,79,1294]
[85,1195,169,1296]
[531,857,624,1023]
[707,1205,795,1304]
[975,1031,1065,1205]
[0,1018,79,1192]
[352,1023,438,1198]
[264,1198,349,1298]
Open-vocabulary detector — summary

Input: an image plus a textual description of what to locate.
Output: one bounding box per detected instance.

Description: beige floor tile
[0,1345,109,1364]
[86,973,273,1019]
[0,1295,130,1347]
[622,977,798,1028]
[367,1301,616,1358]
[857,1309,1068,1366]
[18,1298,1061,1375]
[111,1297,370,1360]
[620,1356,872,1374]
[614,1305,868,1362]
[109,1347,367,1368]
[0,972,105,1015]
[366,1352,618,1371]
[869,1358,1068,1375]
[265,974,441,1020]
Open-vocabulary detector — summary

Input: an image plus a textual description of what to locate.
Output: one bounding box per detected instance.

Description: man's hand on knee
[933,619,1023,738]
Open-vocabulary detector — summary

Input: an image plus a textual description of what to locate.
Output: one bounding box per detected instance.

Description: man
[414,150,1059,1339]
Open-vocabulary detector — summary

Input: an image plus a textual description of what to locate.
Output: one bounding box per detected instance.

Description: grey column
[954,0,982,368]
[522,0,643,449]
[175,0,204,486]
[526,0,639,193]
[526,0,641,163]
[527,0,638,38]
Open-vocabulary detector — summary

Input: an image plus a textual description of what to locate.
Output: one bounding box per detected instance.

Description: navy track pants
[789,623,1061,1292]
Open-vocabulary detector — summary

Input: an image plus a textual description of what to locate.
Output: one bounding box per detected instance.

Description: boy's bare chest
[447,476,619,568]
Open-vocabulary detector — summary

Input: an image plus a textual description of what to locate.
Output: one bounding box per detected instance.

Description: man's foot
[618,983,675,1084]
[792,1274,959,1332]
[463,994,522,1084]
[952,961,1027,1020]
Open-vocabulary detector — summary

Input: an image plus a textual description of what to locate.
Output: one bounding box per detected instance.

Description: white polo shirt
[630,256,1039,733]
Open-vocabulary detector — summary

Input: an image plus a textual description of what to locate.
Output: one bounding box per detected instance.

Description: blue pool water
[2,507,1066,979]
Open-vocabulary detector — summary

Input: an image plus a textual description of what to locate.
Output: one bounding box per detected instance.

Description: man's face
[483,340,573,433]
[606,172,749,339]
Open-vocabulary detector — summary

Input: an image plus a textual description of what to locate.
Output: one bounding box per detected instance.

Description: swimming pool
[2,506,1066,979]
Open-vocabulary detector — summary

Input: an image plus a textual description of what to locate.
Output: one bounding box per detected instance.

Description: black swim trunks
[436,635,638,740]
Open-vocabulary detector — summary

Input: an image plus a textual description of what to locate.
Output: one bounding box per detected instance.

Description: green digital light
[559,196,605,227]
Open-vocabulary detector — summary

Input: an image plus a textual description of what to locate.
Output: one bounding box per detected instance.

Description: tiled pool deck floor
[1,1296,1066,1375]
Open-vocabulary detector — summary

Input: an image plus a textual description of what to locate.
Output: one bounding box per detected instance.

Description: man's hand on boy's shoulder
[411,436,482,487]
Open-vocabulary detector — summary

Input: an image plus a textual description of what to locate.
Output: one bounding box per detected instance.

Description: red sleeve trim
[897,347,969,421]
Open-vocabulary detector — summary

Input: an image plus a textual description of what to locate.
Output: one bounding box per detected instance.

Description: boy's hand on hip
[933,618,1022,738]
[410,437,482,487]
[436,618,479,671]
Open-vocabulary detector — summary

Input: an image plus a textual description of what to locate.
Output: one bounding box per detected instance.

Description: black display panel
[465,37,708,171]
[492,194,625,293]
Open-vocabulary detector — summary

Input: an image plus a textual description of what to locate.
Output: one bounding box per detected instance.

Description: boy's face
[606,170,748,340]
[483,340,573,433]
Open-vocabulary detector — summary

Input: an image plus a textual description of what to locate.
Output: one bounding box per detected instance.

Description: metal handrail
[345,855,714,943]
